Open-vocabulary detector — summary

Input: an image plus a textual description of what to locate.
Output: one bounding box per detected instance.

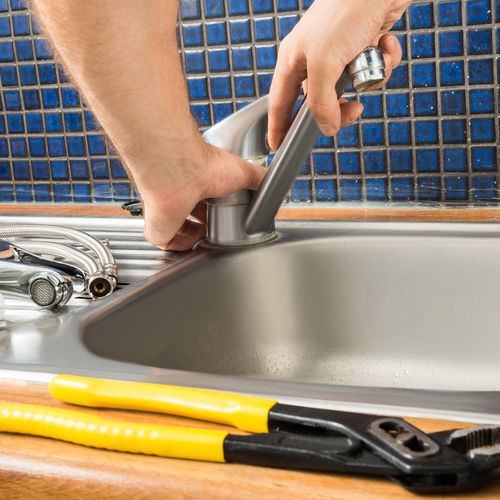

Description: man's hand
[268,0,410,150]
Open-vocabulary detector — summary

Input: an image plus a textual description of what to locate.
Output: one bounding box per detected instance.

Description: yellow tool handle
[0,404,227,462]
[50,375,277,434]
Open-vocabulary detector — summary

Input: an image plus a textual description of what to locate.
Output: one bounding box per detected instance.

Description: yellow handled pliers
[1,375,496,494]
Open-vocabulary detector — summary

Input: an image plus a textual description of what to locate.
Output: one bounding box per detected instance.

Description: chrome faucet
[203,47,386,247]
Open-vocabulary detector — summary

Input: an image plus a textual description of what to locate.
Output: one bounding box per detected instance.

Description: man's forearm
[32,0,203,193]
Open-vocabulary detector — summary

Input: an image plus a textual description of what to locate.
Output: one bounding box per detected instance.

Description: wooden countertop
[1,379,500,500]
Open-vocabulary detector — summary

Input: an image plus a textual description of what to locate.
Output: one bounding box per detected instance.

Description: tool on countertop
[1,374,500,493]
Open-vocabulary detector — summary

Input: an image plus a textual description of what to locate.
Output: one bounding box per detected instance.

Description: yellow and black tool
[1,374,498,493]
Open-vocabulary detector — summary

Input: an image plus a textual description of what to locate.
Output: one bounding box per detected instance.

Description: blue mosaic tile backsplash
[0,0,499,204]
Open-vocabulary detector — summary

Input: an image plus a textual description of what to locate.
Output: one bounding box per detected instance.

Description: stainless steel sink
[3,214,500,424]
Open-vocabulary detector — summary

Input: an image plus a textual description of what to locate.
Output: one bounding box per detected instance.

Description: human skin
[31,1,407,251]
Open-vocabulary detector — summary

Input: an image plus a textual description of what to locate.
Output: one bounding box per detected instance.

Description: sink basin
[3,215,500,423]
[83,220,500,392]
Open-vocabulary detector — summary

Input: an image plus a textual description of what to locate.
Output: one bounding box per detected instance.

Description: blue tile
[31,15,41,34]
[19,64,36,84]
[412,63,435,87]
[387,64,409,88]
[188,77,208,99]
[314,133,333,148]
[338,124,359,147]
[299,160,310,176]
[411,33,435,58]
[257,73,272,93]
[362,123,384,146]
[70,160,89,179]
[228,0,249,15]
[439,31,463,56]
[360,95,383,118]
[392,177,414,201]
[0,161,9,179]
[468,29,492,54]
[7,114,23,133]
[45,113,63,132]
[16,184,32,202]
[84,111,99,130]
[0,138,7,156]
[87,135,106,155]
[471,118,495,142]
[38,63,57,84]
[48,137,66,156]
[0,0,6,10]
[185,51,205,73]
[338,152,360,174]
[113,183,130,202]
[339,179,361,201]
[34,38,52,59]
[278,0,298,11]
[73,184,90,202]
[34,184,51,202]
[389,121,411,145]
[366,178,387,201]
[314,152,336,174]
[213,102,232,122]
[444,148,467,172]
[386,93,409,117]
[28,137,45,156]
[291,179,310,201]
[442,119,467,143]
[467,0,491,23]
[468,59,493,84]
[4,90,21,110]
[0,184,13,201]
[232,47,252,70]
[12,14,29,35]
[1,66,17,85]
[414,91,437,116]
[61,87,80,107]
[31,160,49,180]
[229,20,249,43]
[439,1,462,26]
[42,88,59,107]
[91,159,108,179]
[204,0,225,17]
[180,0,201,19]
[22,89,40,109]
[416,149,439,172]
[190,104,210,125]
[0,17,10,36]
[315,179,336,201]
[211,76,231,97]
[364,151,386,174]
[182,24,203,46]
[10,0,27,10]
[409,3,434,28]
[234,75,255,97]
[207,22,227,44]
[396,34,407,59]
[278,16,298,38]
[441,90,466,114]
[441,61,465,85]
[26,113,42,132]
[53,183,71,202]
[94,183,111,202]
[64,112,83,132]
[252,0,273,13]
[67,136,85,156]
[472,176,496,200]
[392,15,406,30]
[110,159,127,178]
[256,45,276,69]
[415,120,438,144]
[0,41,14,61]
[51,160,68,180]
[209,49,229,72]
[469,89,494,113]
[13,161,29,180]
[445,176,468,201]
[15,39,32,60]
[418,177,441,201]
[254,18,275,40]
[390,150,412,173]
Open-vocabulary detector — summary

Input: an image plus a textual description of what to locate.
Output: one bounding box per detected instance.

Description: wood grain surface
[1,379,500,500]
